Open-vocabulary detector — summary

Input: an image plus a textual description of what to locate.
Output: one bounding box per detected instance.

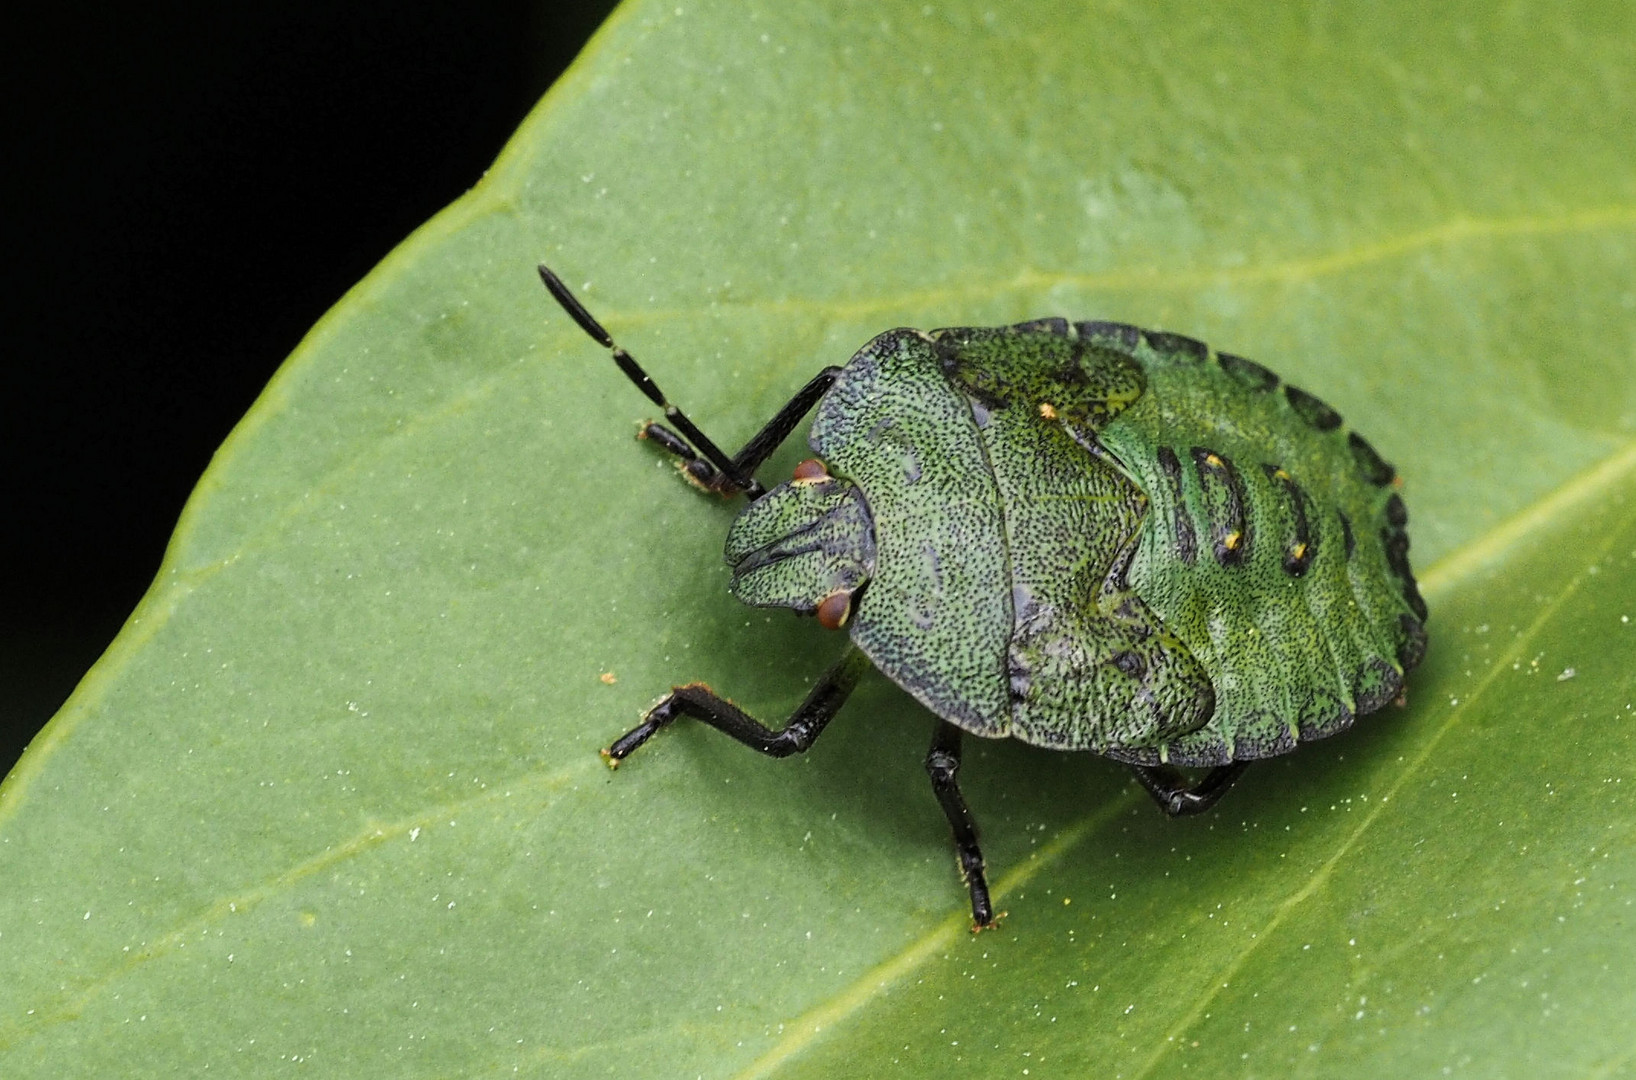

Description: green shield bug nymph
[539,265,1427,929]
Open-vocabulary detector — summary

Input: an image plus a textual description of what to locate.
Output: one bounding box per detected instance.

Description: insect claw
[970,911,1007,934]
[599,748,621,770]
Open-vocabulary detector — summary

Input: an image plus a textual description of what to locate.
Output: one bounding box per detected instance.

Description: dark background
[4,1,618,775]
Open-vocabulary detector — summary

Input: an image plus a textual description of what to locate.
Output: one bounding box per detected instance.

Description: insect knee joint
[924,748,960,784]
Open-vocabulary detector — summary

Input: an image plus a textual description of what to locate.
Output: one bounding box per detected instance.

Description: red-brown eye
[816,591,852,630]
[792,458,829,481]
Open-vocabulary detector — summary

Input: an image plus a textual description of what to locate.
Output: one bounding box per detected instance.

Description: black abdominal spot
[1285,385,1343,431]
[1073,320,1141,350]
[1348,431,1396,486]
[1398,614,1428,670]
[1157,446,1197,565]
[1217,352,1279,392]
[1143,329,1209,362]
[1011,317,1069,336]
[1191,447,1249,566]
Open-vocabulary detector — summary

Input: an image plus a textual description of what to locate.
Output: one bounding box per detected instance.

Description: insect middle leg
[1128,761,1249,817]
[604,645,870,764]
[924,720,998,930]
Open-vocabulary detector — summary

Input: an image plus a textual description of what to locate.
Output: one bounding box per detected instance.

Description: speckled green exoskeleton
[539,265,1427,929]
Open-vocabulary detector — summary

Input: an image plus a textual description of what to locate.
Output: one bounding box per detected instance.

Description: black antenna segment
[538,264,759,496]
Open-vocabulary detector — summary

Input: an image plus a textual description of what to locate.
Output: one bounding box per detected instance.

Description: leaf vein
[0,756,600,1051]
[1129,494,1636,1078]
[606,206,1636,327]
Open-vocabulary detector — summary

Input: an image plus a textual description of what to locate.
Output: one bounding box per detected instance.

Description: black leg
[539,264,838,500]
[1129,761,1249,817]
[604,645,871,764]
[636,421,722,491]
[924,720,998,930]
[637,364,840,495]
[723,367,842,478]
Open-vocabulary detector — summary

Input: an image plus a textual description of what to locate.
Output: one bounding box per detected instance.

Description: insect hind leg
[1129,761,1249,817]
[924,720,999,930]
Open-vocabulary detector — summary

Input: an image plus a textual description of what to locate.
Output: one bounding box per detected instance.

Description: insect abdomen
[1091,327,1426,766]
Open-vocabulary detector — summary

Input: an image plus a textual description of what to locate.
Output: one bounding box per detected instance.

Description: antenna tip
[536,264,615,348]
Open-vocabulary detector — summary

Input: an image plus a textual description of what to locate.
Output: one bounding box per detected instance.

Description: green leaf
[5,1,1634,1076]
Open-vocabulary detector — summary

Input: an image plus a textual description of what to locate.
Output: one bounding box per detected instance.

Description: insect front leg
[924,720,999,930]
[539,263,838,500]
[1128,761,1249,817]
[604,645,870,764]
[632,422,725,492]
[639,366,842,497]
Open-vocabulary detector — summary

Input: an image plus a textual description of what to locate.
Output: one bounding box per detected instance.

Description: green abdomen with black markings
[1092,325,1425,766]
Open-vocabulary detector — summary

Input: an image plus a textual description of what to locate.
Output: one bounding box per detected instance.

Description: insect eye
[816,591,853,630]
[792,458,830,481]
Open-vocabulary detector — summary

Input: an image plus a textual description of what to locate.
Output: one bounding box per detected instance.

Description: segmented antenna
[537,265,754,494]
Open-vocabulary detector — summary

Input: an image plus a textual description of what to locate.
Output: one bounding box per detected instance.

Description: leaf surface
[4,2,1635,1076]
